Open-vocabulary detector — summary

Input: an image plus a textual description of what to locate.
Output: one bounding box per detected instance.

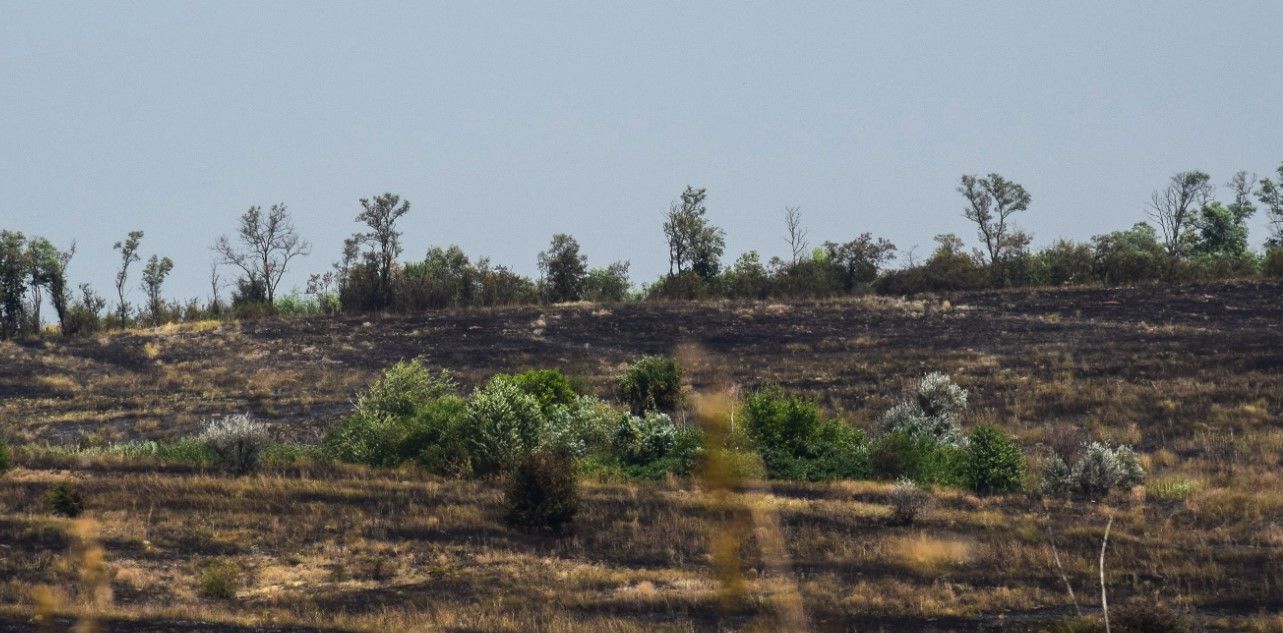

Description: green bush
[1030,239,1096,286]
[874,234,987,294]
[407,395,473,475]
[618,355,684,415]
[599,411,703,479]
[561,396,619,455]
[466,376,550,473]
[199,559,242,600]
[644,270,710,301]
[504,369,579,411]
[1263,246,1283,278]
[613,411,678,465]
[273,292,330,316]
[324,367,613,474]
[324,360,463,468]
[504,451,579,533]
[964,425,1024,494]
[323,410,401,466]
[1090,222,1168,284]
[0,438,10,473]
[47,481,85,517]
[870,430,966,487]
[741,387,869,481]
[796,420,870,481]
[743,387,823,458]
[258,442,316,468]
[358,359,457,420]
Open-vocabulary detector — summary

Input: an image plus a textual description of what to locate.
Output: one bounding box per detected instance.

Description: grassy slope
[1,280,1282,631]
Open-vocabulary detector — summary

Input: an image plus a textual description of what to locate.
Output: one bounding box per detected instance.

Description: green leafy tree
[22,238,58,328]
[1192,171,1256,258]
[1193,202,1252,257]
[354,193,411,310]
[1256,162,1283,247]
[140,254,174,324]
[959,173,1032,266]
[583,261,630,303]
[824,233,897,291]
[663,186,725,281]
[0,231,29,338]
[112,231,144,323]
[1147,171,1213,259]
[537,233,588,303]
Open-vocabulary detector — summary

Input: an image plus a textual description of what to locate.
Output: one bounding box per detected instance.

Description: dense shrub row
[315,359,1035,496]
[320,358,701,480]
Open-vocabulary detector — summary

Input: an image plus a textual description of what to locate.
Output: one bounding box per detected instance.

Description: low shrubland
[4,355,1139,504]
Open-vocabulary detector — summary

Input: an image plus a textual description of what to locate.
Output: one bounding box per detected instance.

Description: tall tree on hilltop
[784,206,809,265]
[1256,162,1283,247]
[538,233,588,303]
[355,193,411,309]
[1147,171,1213,258]
[141,254,174,324]
[214,204,310,305]
[959,173,1032,267]
[662,186,725,281]
[113,231,143,323]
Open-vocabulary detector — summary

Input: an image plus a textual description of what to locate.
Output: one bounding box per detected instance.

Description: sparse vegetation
[887,477,930,525]
[46,481,85,517]
[199,559,243,600]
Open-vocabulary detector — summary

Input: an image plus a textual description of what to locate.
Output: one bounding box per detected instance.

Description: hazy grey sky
[3,1,1281,302]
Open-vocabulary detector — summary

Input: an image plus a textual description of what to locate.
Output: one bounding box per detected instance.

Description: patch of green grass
[1147,475,1200,501]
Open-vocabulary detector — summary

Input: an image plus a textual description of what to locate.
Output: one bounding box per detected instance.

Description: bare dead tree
[784,206,808,265]
[959,173,1032,266]
[1100,514,1114,633]
[214,204,310,304]
[1147,171,1213,259]
[1044,516,1081,616]
[1229,171,1257,210]
[208,262,224,311]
